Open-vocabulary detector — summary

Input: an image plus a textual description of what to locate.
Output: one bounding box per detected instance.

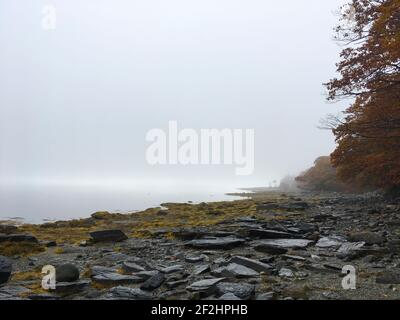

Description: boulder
[89,230,128,243]
[56,264,80,283]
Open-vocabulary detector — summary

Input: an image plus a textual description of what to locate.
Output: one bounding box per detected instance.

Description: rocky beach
[1,190,400,300]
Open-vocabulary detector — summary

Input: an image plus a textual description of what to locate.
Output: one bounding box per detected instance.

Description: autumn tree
[296,156,347,192]
[326,0,400,192]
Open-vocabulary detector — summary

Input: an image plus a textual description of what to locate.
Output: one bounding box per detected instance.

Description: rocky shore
[1,190,400,300]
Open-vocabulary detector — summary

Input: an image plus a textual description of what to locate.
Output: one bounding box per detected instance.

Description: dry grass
[0,242,46,257]
[9,194,300,246]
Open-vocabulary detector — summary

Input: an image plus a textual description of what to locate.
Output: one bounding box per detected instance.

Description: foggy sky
[0,0,348,189]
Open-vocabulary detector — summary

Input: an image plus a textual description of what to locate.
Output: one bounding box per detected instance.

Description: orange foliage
[326,0,400,191]
[296,156,347,192]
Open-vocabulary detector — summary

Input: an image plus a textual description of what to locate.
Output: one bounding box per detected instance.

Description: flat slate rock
[337,242,365,256]
[89,230,128,243]
[53,280,90,294]
[121,261,146,273]
[247,229,298,240]
[230,256,272,273]
[91,266,143,285]
[93,272,144,285]
[253,239,313,254]
[187,278,225,293]
[316,236,346,248]
[193,264,211,275]
[219,293,241,300]
[0,255,12,285]
[216,282,255,300]
[140,272,165,291]
[213,263,259,278]
[103,286,152,300]
[160,265,184,274]
[185,237,245,249]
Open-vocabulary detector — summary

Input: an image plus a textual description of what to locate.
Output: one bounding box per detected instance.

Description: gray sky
[0,0,347,190]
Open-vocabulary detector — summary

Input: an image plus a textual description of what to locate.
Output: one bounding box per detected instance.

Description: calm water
[0,184,243,224]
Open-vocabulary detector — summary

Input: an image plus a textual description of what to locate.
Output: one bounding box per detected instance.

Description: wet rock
[257,202,309,211]
[91,266,143,285]
[230,256,272,273]
[0,285,30,299]
[216,282,255,300]
[247,229,298,239]
[93,272,143,285]
[161,265,184,274]
[281,254,307,262]
[348,232,384,245]
[213,263,259,278]
[253,239,313,254]
[103,286,152,300]
[53,280,90,294]
[173,228,235,240]
[0,256,12,285]
[336,242,365,259]
[256,292,274,300]
[316,236,345,248]
[166,279,188,289]
[136,271,159,281]
[121,261,146,273]
[376,272,400,284]
[193,264,210,275]
[219,293,241,300]
[89,230,128,243]
[140,272,165,291]
[185,237,245,249]
[56,264,80,283]
[279,268,295,278]
[0,234,38,243]
[185,255,204,263]
[186,278,225,296]
[294,222,318,234]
